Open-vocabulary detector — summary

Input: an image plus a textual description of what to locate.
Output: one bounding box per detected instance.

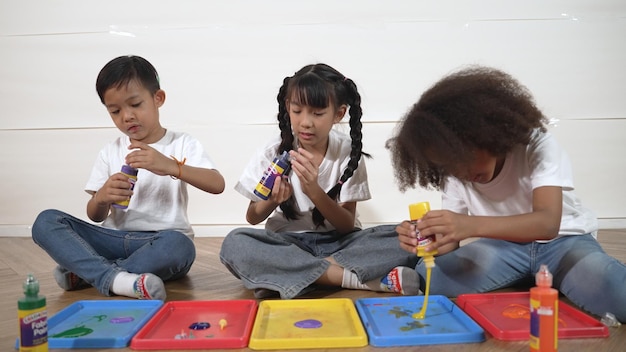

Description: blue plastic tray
[16,300,163,349]
[355,295,485,347]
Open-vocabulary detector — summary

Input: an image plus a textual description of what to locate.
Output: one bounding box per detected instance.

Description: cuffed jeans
[220,224,418,299]
[31,209,196,296]
[416,234,626,322]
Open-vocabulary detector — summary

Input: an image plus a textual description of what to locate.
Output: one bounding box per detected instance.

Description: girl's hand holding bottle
[396,221,420,254]
[267,176,293,205]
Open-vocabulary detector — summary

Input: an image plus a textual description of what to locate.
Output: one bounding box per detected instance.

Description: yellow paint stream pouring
[413,256,435,319]
[408,202,438,320]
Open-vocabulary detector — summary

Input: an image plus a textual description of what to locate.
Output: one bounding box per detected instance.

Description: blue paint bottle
[254,151,291,200]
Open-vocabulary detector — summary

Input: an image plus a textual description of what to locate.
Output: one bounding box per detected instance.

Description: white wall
[1,0,625,236]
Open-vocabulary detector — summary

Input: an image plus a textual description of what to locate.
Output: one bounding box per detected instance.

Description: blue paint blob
[294,319,322,329]
[189,322,211,330]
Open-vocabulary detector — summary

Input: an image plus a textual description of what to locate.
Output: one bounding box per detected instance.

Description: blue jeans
[31,209,196,296]
[220,224,418,299]
[416,234,626,322]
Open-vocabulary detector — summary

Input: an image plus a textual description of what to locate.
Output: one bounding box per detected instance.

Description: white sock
[110,272,166,300]
[341,270,388,292]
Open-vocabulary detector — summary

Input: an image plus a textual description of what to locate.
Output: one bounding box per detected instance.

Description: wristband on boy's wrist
[170,155,186,180]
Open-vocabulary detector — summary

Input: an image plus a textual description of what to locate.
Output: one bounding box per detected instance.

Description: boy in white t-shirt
[32,55,225,300]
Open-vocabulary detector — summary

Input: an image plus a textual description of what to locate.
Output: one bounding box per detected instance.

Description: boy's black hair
[386,65,549,191]
[276,63,369,228]
[96,55,160,104]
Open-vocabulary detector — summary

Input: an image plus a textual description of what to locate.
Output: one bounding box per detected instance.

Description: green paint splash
[51,326,94,338]
[400,321,430,331]
[388,306,412,318]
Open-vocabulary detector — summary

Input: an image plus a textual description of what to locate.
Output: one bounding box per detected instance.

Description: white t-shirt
[442,129,597,238]
[85,129,217,238]
[234,129,371,232]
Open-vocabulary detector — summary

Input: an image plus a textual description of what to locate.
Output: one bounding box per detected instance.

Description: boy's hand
[125,142,176,176]
[94,173,135,206]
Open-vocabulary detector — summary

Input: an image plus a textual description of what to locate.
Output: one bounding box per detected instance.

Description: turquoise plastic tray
[356,295,485,347]
[16,300,163,349]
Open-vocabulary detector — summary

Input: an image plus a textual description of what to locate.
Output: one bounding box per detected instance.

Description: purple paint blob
[110,316,134,324]
[189,322,211,330]
[294,319,322,329]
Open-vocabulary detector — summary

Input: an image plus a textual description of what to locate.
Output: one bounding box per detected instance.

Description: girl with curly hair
[387,65,626,322]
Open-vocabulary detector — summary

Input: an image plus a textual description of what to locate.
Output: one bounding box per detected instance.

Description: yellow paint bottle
[18,274,48,352]
[408,202,438,257]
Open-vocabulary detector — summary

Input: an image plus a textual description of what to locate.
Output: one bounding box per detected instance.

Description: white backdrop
[1,0,625,236]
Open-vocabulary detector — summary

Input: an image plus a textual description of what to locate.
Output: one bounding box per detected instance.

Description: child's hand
[289,148,323,197]
[396,221,419,254]
[94,173,135,206]
[417,210,467,252]
[125,142,174,176]
[269,176,293,204]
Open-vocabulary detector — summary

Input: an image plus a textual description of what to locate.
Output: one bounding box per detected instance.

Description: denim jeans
[416,234,626,322]
[31,209,196,296]
[220,224,418,299]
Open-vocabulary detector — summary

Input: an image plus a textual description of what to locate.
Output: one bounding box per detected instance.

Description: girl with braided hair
[220,63,418,299]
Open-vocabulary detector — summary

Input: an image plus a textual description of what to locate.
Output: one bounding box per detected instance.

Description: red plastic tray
[456,292,609,340]
[130,300,258,350]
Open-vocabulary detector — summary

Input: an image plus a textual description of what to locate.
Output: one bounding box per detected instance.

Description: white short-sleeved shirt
[85,129,217,238]
[234,129,371,232]
[442,129,597,239]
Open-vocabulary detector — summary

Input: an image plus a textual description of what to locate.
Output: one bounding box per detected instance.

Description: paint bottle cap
[279,150,290,161]
[23,274,40,296]
[19,274,46,310]
[409,202,431,221]
[121,164,138,176]
[535,264,553,287]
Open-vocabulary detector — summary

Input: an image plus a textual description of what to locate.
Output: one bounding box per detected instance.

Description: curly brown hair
[386,65,549,191]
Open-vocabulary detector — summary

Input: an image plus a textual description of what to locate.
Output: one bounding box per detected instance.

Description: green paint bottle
[18,274,48,351]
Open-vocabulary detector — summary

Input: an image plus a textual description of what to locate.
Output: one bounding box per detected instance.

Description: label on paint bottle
[112,165,138,209]
[254,151,291,200]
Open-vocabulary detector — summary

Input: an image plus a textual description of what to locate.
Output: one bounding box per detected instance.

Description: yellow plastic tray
[248,298,367,350]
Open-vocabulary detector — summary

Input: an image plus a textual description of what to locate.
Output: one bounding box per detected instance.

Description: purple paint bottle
[112,165,138,209]
[254,151,291,200]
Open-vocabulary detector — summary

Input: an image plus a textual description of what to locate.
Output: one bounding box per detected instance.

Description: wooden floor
[2,230,625,352]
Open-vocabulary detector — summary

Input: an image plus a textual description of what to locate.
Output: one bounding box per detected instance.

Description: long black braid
[276,63,370,227]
